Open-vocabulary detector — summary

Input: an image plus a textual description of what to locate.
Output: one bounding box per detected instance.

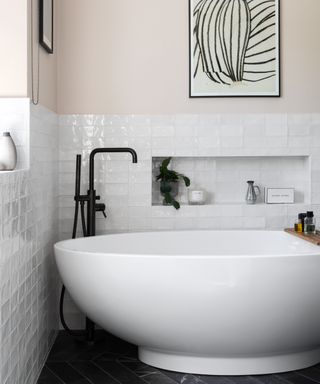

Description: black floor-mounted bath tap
[60,147,138,343]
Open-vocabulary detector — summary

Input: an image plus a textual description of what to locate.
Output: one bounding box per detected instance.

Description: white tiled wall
[0,101,59,384]
[58,113,320,328]
[59,113,320,238]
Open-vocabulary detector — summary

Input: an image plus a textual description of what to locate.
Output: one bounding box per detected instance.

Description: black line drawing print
[191,0,279,96]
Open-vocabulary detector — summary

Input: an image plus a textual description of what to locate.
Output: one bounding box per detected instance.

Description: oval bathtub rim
[54,230,320,259]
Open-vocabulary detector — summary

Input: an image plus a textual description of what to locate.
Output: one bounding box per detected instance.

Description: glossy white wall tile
[0,101,59,384]
[59,114,320,228]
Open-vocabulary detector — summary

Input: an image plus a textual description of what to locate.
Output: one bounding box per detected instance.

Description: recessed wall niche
[152,156,310,206]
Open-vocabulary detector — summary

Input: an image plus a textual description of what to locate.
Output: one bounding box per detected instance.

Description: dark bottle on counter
[304,211,316,234]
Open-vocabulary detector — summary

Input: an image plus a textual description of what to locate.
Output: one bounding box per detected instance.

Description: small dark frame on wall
[39,0,53,54]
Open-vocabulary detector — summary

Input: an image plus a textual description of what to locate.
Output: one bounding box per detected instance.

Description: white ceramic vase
[0,132,17,171]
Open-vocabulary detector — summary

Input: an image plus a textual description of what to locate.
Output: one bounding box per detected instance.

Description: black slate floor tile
[47,334,89,362]
[254,374,288,384]
[294,367,320,383]
[96,351,135,361]
[276,371,320,384]
[95,360,148,384]
[158,368,188,382]
[195,375,238,384]
[37,366,64,384]
[70,361,121,384]
[47,362,93,383]
[160,369,209,383]
[222,377,264,384]
[38,331,320,384]
[120,360,178,384]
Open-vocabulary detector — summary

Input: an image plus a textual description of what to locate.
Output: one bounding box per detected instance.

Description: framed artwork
[39,0,54,54]
[189,0,280,97]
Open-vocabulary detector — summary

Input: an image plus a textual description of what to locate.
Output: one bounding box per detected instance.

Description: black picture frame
[39,0,54,54]
[189,0,280,98]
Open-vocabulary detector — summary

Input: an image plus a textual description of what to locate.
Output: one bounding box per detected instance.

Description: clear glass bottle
[294,218,303,233]
[304,211,316,234]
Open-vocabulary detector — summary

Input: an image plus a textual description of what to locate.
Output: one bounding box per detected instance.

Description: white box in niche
[265,188,295,204]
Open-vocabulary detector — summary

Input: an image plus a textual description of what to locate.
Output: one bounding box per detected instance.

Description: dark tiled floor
[38,331,320,384]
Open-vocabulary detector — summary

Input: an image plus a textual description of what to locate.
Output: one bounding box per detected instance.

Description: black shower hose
[59,200,88,340]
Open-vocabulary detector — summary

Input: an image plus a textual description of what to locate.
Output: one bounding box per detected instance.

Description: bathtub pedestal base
[139,347,320,375]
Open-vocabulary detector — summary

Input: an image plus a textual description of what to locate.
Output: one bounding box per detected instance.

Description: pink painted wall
[57,0,320,114]
[0,0,57,112]
[0,0,28,97]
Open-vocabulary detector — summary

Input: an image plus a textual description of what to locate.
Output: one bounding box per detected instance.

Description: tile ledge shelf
[0,168,28,175]
[152,203,310,207]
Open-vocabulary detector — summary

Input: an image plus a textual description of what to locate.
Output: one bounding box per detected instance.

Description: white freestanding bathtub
[54,230,320,375]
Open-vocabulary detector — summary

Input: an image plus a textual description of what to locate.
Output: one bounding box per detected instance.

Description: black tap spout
[87,147,138,237]
[89,147,138,190]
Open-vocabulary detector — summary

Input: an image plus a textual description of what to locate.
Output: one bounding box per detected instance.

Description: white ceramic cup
[188,190,206,205]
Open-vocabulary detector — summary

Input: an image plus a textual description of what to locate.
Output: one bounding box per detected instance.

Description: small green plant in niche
[156,157,191,209]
